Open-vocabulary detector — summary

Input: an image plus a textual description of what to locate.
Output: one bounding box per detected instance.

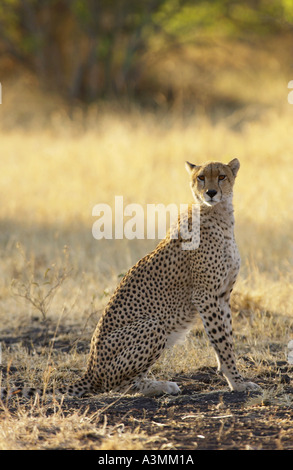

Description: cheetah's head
[185,159,240,207]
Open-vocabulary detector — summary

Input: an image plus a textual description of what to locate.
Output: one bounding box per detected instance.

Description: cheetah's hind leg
[90,318,180,396]
[132,377,181,397]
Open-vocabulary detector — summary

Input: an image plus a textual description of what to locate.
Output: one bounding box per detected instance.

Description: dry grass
[1,38,293,449]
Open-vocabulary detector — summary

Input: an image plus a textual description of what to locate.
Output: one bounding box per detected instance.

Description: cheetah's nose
[206,189,217,199]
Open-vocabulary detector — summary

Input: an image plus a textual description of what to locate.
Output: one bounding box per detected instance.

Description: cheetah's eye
[197,175,205,182]
[218,175,226,181]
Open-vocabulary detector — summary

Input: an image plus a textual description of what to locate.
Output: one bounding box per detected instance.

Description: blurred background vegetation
[0,0,293,114]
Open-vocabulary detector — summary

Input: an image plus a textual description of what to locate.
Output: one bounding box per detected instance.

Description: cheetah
[1,158,259,399]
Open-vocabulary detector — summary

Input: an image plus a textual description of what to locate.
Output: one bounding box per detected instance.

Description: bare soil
[1,323,293,450]
[61,371,293,451]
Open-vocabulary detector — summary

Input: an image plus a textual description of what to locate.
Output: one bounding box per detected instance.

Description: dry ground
[1,37,293,450]
[0,324,293,452]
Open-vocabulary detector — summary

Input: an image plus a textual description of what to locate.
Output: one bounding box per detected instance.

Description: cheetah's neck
[200,197,235,232]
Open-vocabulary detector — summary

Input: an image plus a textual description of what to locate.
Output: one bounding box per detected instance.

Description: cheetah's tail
[0,375,96,401]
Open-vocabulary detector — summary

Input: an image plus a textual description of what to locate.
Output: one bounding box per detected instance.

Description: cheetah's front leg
[192,291,260,392]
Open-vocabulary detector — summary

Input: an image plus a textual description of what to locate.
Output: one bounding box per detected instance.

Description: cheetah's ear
[227,158,240,177]
[185,161,198,174]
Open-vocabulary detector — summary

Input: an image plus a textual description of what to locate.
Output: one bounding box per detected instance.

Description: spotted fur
[1,159,260,399]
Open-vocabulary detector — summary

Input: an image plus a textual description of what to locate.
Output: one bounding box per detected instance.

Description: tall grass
[1,100,293,304]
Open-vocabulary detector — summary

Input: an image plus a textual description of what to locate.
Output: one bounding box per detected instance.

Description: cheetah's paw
[161,381,181,395]
[138,379,181,396]
[232,381,261,392]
